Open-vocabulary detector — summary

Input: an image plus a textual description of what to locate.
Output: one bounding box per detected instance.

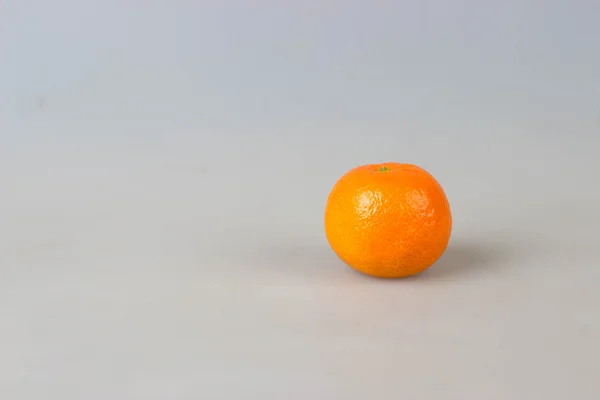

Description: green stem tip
[379,166,390,172]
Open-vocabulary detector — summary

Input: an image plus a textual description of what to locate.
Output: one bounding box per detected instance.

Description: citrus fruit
[324,162,452,278]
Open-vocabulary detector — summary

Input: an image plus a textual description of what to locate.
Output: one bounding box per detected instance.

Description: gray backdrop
[1,1,599,399]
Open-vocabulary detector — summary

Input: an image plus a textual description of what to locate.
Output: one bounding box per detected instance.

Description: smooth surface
[2,1,600,399]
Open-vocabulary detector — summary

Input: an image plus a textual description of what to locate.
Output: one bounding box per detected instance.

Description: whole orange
[324,163,452,278]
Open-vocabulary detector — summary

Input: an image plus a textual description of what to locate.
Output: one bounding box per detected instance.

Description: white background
[1,1,599,399]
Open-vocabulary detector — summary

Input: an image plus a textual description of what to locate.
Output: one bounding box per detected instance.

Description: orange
[324,162,452,278]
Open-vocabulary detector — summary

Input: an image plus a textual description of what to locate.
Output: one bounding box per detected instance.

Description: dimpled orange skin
[324,163,452,278]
